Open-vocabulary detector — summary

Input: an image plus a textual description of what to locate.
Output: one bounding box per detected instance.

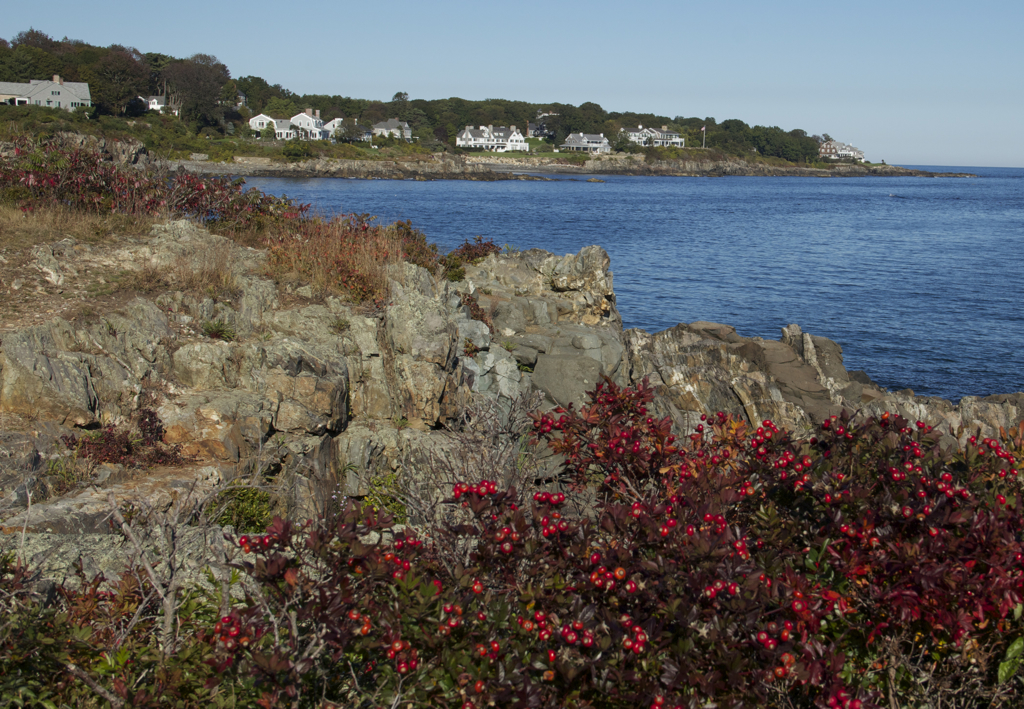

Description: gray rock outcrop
[2,222,1021,585]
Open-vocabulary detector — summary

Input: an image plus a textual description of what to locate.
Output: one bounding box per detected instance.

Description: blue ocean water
[243,166,1024,402]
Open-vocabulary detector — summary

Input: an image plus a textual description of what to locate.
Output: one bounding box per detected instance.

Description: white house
[290,108,327,140]
[819,139,865,161]
[325,117,373,142]
[138,95,178,116]
[455,125,529,152]
[248,113,296,140]
[323,117,346,137]
[0,75,91,111]
[621,124,684,148]
[372,118,412,141]
[560,133,611,154]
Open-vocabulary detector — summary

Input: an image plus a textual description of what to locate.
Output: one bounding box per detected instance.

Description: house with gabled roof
[819,139,865,161]
[0,75,91,111]
[372,118,413,141]
[291,108,327,140]
[455,125,529,152]
[560,133,611,154]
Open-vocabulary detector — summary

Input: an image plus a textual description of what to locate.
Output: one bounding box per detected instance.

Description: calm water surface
[244,166,1024,402]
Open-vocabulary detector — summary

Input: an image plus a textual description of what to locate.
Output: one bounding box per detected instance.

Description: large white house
[0,75,91,111]
[560,133,611,154]
[621,124,684,148]
[372,118,412,141]
[819,139,865,161]
[455,125,529,152]
[290,108,327,140]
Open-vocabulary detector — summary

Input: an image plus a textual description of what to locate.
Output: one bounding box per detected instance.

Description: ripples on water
[244,166,1024,402]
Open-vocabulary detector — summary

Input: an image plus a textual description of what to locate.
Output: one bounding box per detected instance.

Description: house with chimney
[455,125,529,152]
[291,108,327,140]
[0,75,91,111]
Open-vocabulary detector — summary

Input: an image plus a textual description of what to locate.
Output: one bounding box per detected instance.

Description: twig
[65,662,124,708]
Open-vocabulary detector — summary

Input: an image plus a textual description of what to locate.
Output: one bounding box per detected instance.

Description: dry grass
[0,203,160,251]
[171,240,242,299]
[265,220,415,301]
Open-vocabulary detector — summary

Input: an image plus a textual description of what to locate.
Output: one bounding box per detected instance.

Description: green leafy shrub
[208,483,274,533]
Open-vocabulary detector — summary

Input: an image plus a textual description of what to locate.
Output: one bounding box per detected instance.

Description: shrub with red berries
[4,378,1024,708]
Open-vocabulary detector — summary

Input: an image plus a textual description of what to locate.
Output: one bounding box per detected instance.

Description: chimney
[466,126,472,131]
[662,125,668,131]
[510,125,516,131]
[315,109,320,119]
[53,74,61,84]
[305,108,313,117]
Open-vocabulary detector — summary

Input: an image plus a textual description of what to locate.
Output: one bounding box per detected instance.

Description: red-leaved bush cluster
[4,378,1024,708]
[0,139,304,229]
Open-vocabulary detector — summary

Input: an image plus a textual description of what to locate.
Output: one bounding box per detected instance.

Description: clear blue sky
[7,0,1022,167]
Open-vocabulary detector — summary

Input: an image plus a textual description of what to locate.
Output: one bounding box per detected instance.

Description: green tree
[263,96,299,118]
[89,48,148,114]
[163,53,229,127]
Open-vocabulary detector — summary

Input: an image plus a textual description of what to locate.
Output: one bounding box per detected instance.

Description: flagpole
[701,125,706,149]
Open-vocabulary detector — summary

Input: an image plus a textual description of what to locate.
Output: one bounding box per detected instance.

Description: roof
[0,78,91,102]
[373,118,410,130]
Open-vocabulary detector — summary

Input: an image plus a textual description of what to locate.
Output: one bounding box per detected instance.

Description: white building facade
[455,125,530,152]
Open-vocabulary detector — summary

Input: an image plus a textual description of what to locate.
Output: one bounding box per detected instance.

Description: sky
[6,0,1023,167]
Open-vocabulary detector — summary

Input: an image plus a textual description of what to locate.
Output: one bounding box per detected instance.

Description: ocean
[242,166,1024,402]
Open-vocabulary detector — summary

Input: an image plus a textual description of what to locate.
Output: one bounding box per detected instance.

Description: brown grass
[171,240,242,299]
[0,203,160,251]
[265,220,415,301]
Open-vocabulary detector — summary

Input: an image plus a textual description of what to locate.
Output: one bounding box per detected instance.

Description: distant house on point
[819,139,865,161]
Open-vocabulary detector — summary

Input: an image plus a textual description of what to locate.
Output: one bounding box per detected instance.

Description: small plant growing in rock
[329,317,350,335]
[442,236,501,281]
[463,337,481,357]
[201,320,235,341]
[501,340,517,352]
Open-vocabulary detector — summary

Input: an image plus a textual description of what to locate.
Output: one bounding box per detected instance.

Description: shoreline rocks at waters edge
[175,152,977,180]
[0,225,1015,585]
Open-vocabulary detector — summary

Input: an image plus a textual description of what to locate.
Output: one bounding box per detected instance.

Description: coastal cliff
[1,220,1019,581]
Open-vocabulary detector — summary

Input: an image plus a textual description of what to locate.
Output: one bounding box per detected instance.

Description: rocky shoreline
[1,222,1019,575]
[173,153,976,181]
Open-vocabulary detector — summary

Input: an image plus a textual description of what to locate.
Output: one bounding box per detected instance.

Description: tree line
[0,29,825,162]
